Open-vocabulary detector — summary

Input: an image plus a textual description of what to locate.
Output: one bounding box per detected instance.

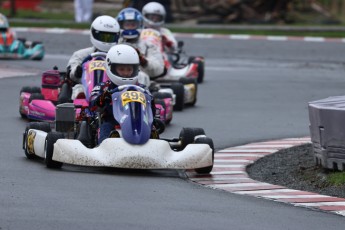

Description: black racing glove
[96,91,111,107]
[74,65,83,79]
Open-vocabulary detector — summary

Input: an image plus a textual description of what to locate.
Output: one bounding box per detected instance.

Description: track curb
[186,137,345,217]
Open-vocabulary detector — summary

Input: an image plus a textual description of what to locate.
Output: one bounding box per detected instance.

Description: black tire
[188,57,204,83]
[171,83,184,111]
[58,82,72,104]
[29,93,44,103]
[179,128,195,150]
[153,92,173,99]
[23,122,51,159]
[20,86,41,94]
[194,137,214,174]
[179,77,197,106]
[195,60,204,83]
[45,132,64,169]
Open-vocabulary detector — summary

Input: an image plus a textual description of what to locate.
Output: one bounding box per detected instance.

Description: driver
[90,44,161,144]
[0,13,16,47]
[142,2,178,53]
[67,15,120,84]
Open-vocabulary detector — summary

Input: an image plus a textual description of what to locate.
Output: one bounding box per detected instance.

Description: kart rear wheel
[188,57,204,83]
[29,93,44,103]
[179,77,197,106]
[20,86,41,94]
[44,132,64,169]
[23,122,51,159]
[194,137,214,174]
[171,83,184,111]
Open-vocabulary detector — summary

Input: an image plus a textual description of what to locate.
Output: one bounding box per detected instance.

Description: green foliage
[327,172,345,186]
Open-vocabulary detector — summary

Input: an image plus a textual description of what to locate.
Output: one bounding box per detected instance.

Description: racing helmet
[106,44,140,86]
[0,13,9,30]
[142,2,166,28]
[117,7,143,40]
[90,15,120,52]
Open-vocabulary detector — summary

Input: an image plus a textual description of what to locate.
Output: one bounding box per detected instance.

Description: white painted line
[294,202,345,207]
[214,159,254,163]
[229,34,251,40]
[267,36,288,41]
[210,182,270,188]
[210,171,247,175]
[234,144,293,148]
[303,37,325,42]
[218,149,277,153]
[233,189,298,194]
[261,194,330,199]
[215,153,264,157]
[191,177,251,181]
[214,165,245,168]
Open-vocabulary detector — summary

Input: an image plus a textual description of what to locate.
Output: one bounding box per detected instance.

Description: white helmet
[142,2,166,28]
[90,15,120,52]
[106,44,140,86]
[0,13,9,30]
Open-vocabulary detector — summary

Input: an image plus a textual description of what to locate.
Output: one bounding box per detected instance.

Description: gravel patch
[246,144,345,198]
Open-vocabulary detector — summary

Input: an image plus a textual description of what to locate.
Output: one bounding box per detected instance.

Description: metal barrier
[309,95,345,171]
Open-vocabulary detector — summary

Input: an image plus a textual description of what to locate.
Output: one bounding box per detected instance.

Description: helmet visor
[121,20,140,30]
[145,14,164,23]
[110,63,139,79]
[92,29,119,43]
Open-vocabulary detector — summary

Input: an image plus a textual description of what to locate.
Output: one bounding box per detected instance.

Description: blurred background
[1,0,344,26]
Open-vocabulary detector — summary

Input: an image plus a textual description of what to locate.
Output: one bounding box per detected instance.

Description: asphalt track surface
[1,30,345,229]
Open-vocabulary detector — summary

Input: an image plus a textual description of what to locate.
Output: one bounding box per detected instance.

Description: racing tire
[196,60,205,83]
[188,57,204,83]
[179,127,206,150]
[179,77,197,106]
[23,122,51,159]
[153,92,173,99]
[29,93,44,103]
[194,137,214,174]
[58,82,72,104]
[20,86,41,94]
[171,82,184,111]
[44,132,64,169]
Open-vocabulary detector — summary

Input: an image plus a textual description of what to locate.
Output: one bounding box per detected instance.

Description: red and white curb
[13,27,345,43]
[186,137,345,217]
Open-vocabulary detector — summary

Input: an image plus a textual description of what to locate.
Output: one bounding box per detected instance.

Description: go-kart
[22,84,214,173]
[140,28,199,111]
[0,28,44,60]
[19,52,174,124]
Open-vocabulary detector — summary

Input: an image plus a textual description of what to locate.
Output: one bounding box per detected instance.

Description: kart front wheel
[194,137,214,174]
[44,132,64,169]
[23,122,51,159]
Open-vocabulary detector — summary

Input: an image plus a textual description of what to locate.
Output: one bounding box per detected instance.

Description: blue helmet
[117,8,143,40]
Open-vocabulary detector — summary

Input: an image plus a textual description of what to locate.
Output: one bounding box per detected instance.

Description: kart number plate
[89,60,106,72]
[121,91,146,107]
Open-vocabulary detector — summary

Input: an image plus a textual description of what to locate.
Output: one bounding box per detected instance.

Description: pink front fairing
[27,99,56,121]
[19,92,31,116]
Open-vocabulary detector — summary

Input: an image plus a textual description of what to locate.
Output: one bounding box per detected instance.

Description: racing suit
[160,27,178,53]
[119,36,166,80]
[66,46,96,84]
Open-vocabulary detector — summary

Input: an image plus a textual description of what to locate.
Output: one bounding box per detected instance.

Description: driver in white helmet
[67,15,120,84]
[89,44,160,144]
[142,2,177,52]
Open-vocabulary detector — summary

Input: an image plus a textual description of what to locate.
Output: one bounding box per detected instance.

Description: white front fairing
[52,138,212,169]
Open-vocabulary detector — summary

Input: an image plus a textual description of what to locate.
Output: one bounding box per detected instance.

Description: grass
[327,172,345,186]
[2,7,345,38]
